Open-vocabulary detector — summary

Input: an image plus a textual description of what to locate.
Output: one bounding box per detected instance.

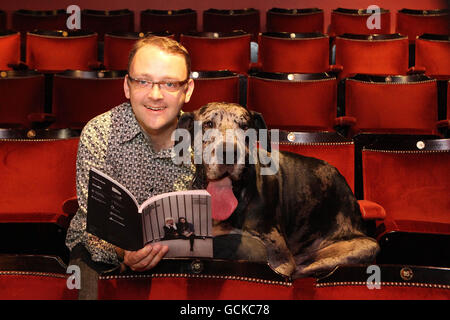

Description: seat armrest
[62,196,79,219]
[335,116,356,127]
[358,200,386,220]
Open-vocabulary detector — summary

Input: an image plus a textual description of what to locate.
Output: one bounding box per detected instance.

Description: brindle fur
[178,102,379,278]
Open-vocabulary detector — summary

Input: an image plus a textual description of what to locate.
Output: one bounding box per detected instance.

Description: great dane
[176,102,379,278]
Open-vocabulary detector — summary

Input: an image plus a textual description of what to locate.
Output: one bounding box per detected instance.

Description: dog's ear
[177,111,195,131]
[250,111,268,130]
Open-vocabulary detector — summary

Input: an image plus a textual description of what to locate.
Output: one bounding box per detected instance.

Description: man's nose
[147,83,164,99]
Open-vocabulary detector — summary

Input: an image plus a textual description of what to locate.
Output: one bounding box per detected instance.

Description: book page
[87,168,142,251]
[91,167,139,208]
[140,190,213,258]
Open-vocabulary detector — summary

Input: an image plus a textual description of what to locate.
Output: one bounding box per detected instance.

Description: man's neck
[140,124,176,152]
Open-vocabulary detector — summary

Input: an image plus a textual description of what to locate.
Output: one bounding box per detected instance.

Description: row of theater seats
[1,255,449,300]
[1,70,449,137]
[1,26,449,75]
[0,128,449,299]
[0,7,449,42]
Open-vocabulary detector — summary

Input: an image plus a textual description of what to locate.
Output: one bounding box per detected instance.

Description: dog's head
[177,102,267,183]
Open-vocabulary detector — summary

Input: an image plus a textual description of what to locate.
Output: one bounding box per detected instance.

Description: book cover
[86,168,213,258]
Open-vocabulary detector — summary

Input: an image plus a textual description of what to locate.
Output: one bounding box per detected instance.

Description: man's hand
[123,244,169,272]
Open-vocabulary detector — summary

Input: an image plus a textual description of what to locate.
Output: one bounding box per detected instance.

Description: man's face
[124,45,194,138]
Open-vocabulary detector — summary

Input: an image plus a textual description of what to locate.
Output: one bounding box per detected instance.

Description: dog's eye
[240,124,249,130]
[203,121,213,129]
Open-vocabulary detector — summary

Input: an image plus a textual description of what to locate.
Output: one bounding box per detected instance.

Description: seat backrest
[396,9,450,43]
[415,34,450,77]
[12,9,68,34]
[81,9,135,41]
[335,33,409,80]
[329,7,391,37]
[26,30,98,72]
[0,254,77,300]
[258,32,329,73]
[52,70,127,129]
[0,10,6,30]
[0,70,45,128]
[0,132,79,224]
[448,80,450,119]
[183,70,241,112]
[180,31,251,74]
[247,72,337,132]
[362,138,450,224]
[103,31,174,70]
[0,31,21,70]
[203,8,260,41]
[274,131,355,192]
[140,9,197,41]
[344,74,438,136]
[266,8,324,33]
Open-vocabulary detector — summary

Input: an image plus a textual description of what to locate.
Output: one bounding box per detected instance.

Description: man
[65,36,195,280]
[163,217,179,240]
[176,217,195,251]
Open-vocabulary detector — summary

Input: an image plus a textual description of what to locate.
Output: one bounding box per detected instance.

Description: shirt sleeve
[65,113,120,266]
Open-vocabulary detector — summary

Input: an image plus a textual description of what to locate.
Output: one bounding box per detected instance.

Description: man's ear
[123,74,131,99]
[250,111,268,130]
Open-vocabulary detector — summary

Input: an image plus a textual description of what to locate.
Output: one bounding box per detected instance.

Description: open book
[86,168,213,258]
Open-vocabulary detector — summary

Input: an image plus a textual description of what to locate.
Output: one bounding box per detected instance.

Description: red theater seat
[81,9,134,42]
[183,70,242,112]
[336,74,439,137]
[329,7,391,38]
[258,32,329,73]
[0,70,45,128]
[362,138,450,267]
[247,72,337,132]
[50,70,127,129]
[414,34,450,78]
[314,264,450,300]
[266,7,324,33]
[0,254,78,300]
[333,33,409,80]
[0,129,79,260]
[274,131,355,192]
[0,129,78,226]
[26,30,98,72]
[103,31,174,70]
[203,8,260,41]
[0,31,21,70]
[12,9,68,40]
[180,31,251,74]
[140,9,197,41]
[396,9,450,43]
[98,259,294,300]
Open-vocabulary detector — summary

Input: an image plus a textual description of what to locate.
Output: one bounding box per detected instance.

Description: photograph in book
[86,168,213,258]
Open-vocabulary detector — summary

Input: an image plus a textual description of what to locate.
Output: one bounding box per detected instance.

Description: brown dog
[177,102,379,278]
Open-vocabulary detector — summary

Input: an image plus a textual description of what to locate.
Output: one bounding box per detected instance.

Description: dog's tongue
[206,176,238,221]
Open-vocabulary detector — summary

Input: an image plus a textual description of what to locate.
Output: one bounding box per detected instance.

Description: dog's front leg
[253,228,296,277]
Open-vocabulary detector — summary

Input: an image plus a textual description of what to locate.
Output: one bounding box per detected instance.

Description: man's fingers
[145,245,169,270]
[123,244,153,266]
[126,244,168,271]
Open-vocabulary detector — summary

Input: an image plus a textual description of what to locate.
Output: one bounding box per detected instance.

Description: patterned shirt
[65,102,195,265]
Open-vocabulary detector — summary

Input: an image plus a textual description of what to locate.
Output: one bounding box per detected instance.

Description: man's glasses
[127,74,189,92]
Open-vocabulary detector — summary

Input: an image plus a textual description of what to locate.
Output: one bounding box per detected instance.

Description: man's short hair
[127,36,191,78]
